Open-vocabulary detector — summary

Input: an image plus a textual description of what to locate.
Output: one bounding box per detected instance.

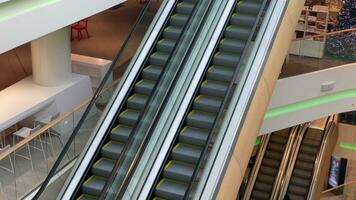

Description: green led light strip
[255,137,261,145]
[265,88,356,119]
[340,142,356,151]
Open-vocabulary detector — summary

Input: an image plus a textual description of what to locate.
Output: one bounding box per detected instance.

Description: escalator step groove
[118,109,140,126]
[127,94,149,110]
[155,179,188,200]
[193,95,223,113]
[143,65,164,81]
[110,125,132,142]
[135,79,156,95]
[91,158,115,178]
[186,110,216,129]
[163,160,195,182]
[101,141,124,159]
[171,143,202,164]
[179,126,209,146]
[200,80,229,98]
[206,65,235,82]
[81,175,106,196]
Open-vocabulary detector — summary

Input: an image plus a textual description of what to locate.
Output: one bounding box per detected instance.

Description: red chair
[71,19,90,40]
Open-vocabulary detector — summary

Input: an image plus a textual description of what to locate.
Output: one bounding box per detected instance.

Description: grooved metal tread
[76,0,198,198]
[153,0,264,199]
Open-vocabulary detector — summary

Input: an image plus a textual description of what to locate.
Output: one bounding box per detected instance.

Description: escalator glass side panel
[286,128,324,200]
[149,0,269,199]
[34,1,166,199]
[75,0,202,199]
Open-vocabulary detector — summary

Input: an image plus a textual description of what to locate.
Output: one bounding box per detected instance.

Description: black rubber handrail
[99,0,218,199]
[183,0,270,198]
[33,1,155,198]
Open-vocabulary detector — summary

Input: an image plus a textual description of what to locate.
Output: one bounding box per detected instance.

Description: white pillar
[31,27,72,86]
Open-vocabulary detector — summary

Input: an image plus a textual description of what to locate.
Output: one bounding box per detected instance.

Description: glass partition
[31,1,164,199]
[281,28,356,78]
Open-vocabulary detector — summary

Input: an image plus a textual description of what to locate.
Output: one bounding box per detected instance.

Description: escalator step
[77,194,97,200]
[92,158,115,178]
[119,109,140,126]
[259,166,277,176]
[200,80,229,98]
[303,138,322,147]
[251,190,269,200]
[101,141,124,159]
[179,126,209,146]
[293,168,312,179]
[294,160,314,171]
[230,13,257,27]
[288,184,308,196]
[288,194,305,200]
[264,150,283,160]
[149,52,170,66]
[193,95,223,113]
[256,174,275,185]
[143,65,164,81]
[172,143,202,164]
[81,175,106,196]
[186,110,215,129]
[176,2,195,15]
[212,52,240,67]
[298,152,316,162]
[127,94,149,110]
[135,79,156,95]
[218,38,245,54]
[236,1,262,15]
[225,25,251,40]
[299,145,319,154]
[170,14,189,27]
[110,125,132,142]
[155,179,188,200]
[206,65,235,82]
[157,39,176,53]
[254,181,273,193]
[163,26,183,40]
[269,134,288,144]
[267,143,284,153]
[262,158,279,168]
[163,160,195,182]
[289,176,309,187]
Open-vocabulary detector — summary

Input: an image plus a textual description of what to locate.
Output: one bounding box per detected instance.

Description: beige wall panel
[334,123,356,159]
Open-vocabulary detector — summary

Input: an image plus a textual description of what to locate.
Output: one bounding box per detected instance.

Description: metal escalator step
[251,190,269,200]
[149,52,170,66]
[155,179,188,200]
[193,95,223,113]
[163,160,195,182]
[299,145,319,154]
[259,165,277,176]
[262,158,279,168]
[218,38,245,54]
[143,65,163,81]
[264,150,282,160]
[288,184,308,196]
[256,174,275,185]
[298,152,316,162]
[92,158,115,178]
[77,194,97,200]
[172,143,202,164]
[179,126,209,146]
[293,168,312,179]
[200,80,229,98]
[186,110,215,129]
[135,79,156,95]
[206,65,235,82]
[157,39,176,53]
[101,141,124,159]
[287,193,305,200]
[236,1,262,15]
[212,52,240,68]
[303,138,321,147]
[127,94,149,110]
[225,25,251,40]
[118,109,140,126]
[170,14,189,27]
[294,160,314,171]
[269,134,288,144]
[110,125,132,142]
[290,176,309,187]
[267,142,284,153]
[176,2,195,15]
[254,181,273,193]
[230,13,257,27]
[81,176,106,196]
[163,26,183,40]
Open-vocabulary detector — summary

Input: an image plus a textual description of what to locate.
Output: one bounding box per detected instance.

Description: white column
[31,27,72,86]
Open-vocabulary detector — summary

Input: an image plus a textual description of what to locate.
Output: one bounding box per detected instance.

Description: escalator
[74,1,200,199]
[248,129,292,199]
[285,127,326,199]
[149,0,268,199]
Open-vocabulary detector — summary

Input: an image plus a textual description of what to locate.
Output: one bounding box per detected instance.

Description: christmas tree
[326,0,356,59]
